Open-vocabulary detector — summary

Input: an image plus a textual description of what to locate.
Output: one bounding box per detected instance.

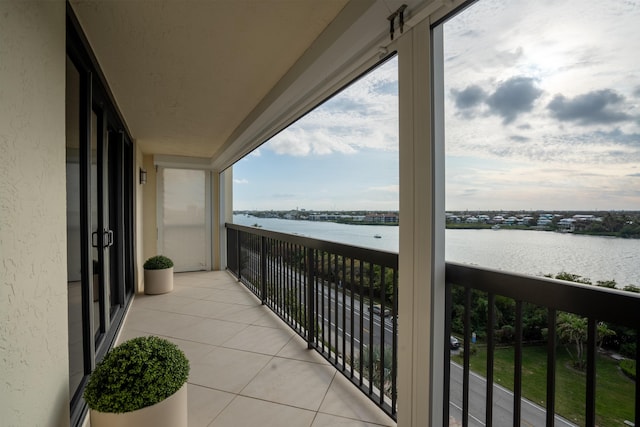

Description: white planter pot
[144,267,174,294]
[90,383,187,427]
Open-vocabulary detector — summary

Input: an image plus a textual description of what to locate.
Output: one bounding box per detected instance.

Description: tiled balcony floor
[116,270,396,427]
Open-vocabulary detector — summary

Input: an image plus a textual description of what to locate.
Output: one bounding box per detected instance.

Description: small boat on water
[374,234,382,238]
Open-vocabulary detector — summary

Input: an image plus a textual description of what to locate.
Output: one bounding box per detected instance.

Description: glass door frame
[67,5,135,425]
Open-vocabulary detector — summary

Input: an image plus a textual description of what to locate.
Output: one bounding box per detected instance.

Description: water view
[232,214,640,287]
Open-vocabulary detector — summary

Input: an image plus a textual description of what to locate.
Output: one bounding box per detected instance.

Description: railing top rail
[446,261,640,328]
[226,222,398,268]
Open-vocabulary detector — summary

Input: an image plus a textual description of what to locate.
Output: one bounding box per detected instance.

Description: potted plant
[84,336,190,427]
[143,255,174,294]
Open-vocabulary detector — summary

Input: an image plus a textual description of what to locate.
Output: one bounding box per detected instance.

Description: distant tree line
[567,212,640,238]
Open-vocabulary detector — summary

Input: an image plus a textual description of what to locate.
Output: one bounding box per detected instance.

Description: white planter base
[90,383,187,427]
[144,267,174,294]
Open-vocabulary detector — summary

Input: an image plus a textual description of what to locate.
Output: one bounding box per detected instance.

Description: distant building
[364,213,399,223]
[573,214,601,222]
[557,218,576,231]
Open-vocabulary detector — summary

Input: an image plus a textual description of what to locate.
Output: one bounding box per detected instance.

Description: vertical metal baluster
[274,239,279,314]
[585,318,597,426]
[299,244,304,334]
[368,262,375,395]
[306,248,315,349]
[443,283,452,427]
[334,253,339,365]
[463,286,471,427]
[350,257,355,379]
[341,254,347,371]
[288,242,292,324]
[391,267,398,418]
[359,261,364,386]
[322,251,327,353]
[315,250,320,345]
[260,236,266,304]
[379,265,386,406]
[486,293,495,426]
[277,241,281,315]
[282,241,287,322]
[514,300,522,427]
[546,308,556,427]
[237,229,241,280]
[302,245,309,338]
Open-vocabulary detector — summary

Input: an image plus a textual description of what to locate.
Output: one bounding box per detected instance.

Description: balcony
[117,269,395,426]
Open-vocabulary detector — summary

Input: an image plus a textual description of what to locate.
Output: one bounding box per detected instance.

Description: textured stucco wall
[0,2,69,426]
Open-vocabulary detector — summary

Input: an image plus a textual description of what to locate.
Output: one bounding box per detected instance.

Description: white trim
[431,22,447,426]
[397,15,446,427]
[204,170,213,270]
[218,168,233,270]
[154,155,215,171]
[156,166,165,256]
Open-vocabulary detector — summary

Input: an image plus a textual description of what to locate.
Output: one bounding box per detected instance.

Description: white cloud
[234,178,249,184]
[267,127,357,156]
[443,0,640,210]
[264,57,398,157]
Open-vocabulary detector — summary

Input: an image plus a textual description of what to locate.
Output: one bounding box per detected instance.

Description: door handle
[104,229,114,248]
[92,231,99,248]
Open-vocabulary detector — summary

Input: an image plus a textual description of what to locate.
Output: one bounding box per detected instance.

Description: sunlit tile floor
[116,271,396,427]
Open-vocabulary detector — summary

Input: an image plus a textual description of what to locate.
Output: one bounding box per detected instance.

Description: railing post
[306,248,315,349]
[260,236,267,304]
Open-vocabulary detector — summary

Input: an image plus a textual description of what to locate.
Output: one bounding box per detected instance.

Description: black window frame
[66,3,135,425]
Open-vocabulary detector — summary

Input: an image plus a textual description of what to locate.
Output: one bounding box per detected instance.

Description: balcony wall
[0,2,69,425]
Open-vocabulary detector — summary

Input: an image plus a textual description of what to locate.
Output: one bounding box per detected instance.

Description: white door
[158,167,211,272]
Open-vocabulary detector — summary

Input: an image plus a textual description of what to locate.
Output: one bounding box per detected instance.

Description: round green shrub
[143,255,174,270]
[84,336,189,413]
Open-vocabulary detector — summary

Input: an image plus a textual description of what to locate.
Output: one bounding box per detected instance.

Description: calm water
[233,215,640,287]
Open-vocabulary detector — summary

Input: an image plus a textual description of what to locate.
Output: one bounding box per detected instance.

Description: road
[449,362,577,427]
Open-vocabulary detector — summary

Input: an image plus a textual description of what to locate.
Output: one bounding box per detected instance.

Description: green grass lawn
[453,345,636,426]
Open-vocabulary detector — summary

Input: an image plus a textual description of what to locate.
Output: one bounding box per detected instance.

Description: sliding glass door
[66,11,135,424]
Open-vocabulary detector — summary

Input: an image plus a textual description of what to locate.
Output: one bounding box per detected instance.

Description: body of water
[232,215,640,287]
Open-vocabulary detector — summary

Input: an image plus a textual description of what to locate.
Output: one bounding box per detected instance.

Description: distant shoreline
[445,223,638,239]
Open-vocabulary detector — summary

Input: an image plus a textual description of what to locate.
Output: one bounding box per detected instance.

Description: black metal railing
[226,224,639,425]
[445,262,640,427]
[226,223,399,419]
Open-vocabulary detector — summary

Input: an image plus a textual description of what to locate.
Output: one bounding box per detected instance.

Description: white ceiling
[70,0,350,159]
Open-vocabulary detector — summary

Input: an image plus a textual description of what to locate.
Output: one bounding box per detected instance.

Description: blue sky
[233,0,640,212]
[233,57,399,211]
